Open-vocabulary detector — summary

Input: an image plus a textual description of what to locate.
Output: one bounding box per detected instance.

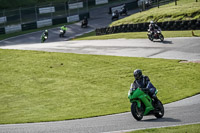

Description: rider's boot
[152,94,158,104]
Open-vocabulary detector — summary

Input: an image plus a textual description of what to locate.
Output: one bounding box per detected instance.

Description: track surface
[1,37,200,61]
[0,1,200,133]
[0,95,200,133]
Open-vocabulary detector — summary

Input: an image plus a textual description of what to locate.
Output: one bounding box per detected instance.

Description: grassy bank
[72,30,200,40]
[0,49,200,124]
[127,123,200,133]
[111,0,200,26]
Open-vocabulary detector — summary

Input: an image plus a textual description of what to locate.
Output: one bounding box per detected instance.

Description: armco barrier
[52,17,67,25]
[79,12,90,20]
[0,12,89,35]
[22,22,37,31]
[96,19,200,35]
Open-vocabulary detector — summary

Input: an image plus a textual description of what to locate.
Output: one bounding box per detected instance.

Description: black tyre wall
[96,19,200,35]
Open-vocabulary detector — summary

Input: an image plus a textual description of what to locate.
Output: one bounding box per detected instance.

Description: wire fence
[0,0,90,28]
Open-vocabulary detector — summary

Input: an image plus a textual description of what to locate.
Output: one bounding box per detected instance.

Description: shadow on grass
[141,117,181,122]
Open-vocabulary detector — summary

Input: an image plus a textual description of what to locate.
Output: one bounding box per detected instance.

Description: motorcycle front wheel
[148,34,153,41]
[131,102,144,121]
[154,100,164,118]
[159,34,164,42]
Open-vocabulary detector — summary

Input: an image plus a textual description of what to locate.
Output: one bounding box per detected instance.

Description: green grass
[72,30,200,40]
[0,49,200,124]
[110,0,200,26]
[127,123,200,133]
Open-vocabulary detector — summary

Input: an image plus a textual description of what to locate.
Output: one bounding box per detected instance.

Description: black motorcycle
[119,8,128,16]
[112,10,119,21]
[148,29,164,42]
[81,19,88,28]
[41,34,48,43]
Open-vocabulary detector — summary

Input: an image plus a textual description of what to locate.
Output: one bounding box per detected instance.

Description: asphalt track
[0,1,200,133]
[0,95,200,133]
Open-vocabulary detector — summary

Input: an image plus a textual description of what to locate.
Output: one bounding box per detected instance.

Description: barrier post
[19,7,22,24]
[35,6,38,21]
[3,9,6,27]
[64,2,67,16]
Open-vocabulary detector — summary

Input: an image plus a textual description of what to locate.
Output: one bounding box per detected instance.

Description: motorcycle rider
[120,6,127,15]
[83,16,88,25]
[41,29,48,38]
[60,25,67,36]
[112,10,119,20]
[41,30,48,42]
[132,69,158,103]
[148,21,161,38]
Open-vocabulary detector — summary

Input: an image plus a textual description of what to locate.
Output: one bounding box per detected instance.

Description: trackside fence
[0,0,137,35]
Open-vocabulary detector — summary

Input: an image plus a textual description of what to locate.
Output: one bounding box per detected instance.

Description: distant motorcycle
[147,29,164,42]
[59,29,65,37]
[81,19,88,28]
[119,8,128,16]
[112,11,119,21]
[41,34,48,43]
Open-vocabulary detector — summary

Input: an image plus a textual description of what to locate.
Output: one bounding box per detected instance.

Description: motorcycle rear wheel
[154,100,164,118]
[131,102,144,121]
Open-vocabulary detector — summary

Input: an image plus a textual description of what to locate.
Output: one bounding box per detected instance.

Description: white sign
[111,4,125,13]
[96,0,108,5]
[37,19,52,28]
[5,24,21,34]
[39,7,55,14]
[67,15,79,23]
[69,2,83,9]
[0,16,7,24]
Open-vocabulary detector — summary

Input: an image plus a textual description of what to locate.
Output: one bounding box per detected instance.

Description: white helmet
[150,21,154,24]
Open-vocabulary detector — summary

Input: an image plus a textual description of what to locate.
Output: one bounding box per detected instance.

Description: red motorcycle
[147,29,164,42]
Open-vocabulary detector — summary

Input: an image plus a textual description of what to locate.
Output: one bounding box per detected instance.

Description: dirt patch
[179,60,200,64]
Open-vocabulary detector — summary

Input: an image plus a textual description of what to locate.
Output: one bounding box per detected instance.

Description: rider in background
[132,69,158,102]
[41,29,48,43]
[42,30,48,38]
[148,21,160,37]
[60,25,67,35]
[83,16,88,25]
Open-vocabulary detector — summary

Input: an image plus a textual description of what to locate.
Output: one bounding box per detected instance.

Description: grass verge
[72,30,200,40]
[0,49,200,124]
[127,123,200,133]
[110,0,200,26]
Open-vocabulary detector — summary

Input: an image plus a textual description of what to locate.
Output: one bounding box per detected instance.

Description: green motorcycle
[128,83,164,121]
[41,34,48,43]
